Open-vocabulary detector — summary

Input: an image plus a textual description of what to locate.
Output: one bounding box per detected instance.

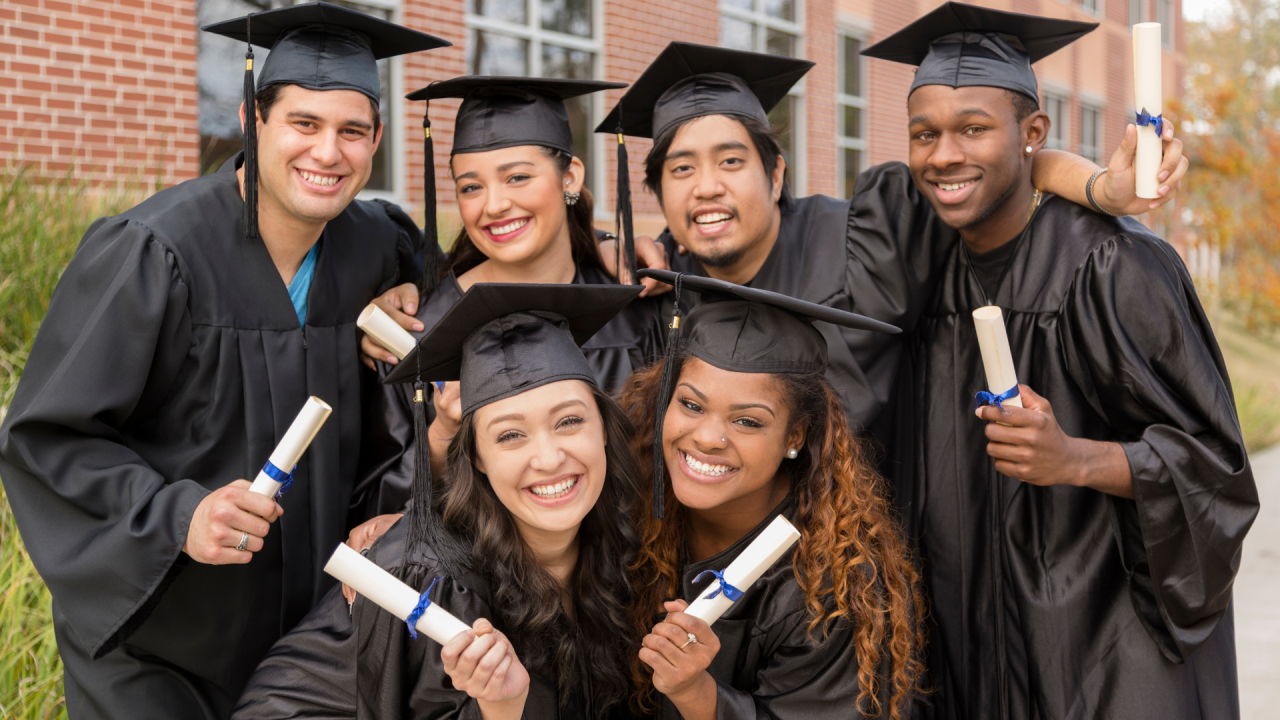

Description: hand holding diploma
[972,306,1023,414]
[1096,118,1188,215]
[684,515,801,627]
[248,397,332,499]
[441,618,530,718]
[360,283,424,368]
[183,479,282,565]
[1132,22,1164,199]
[639,598,720,720]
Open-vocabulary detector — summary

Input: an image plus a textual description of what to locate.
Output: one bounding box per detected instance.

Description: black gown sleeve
[0,218,199,658]
[373,199,426,290]
[1059,229,1257,663]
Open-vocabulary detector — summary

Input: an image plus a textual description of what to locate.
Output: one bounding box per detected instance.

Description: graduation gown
[659,163,956,432]
[657,493,885,720]
[232,519,604,720]
[888,196,1257,720]
[354,262,664,513]
[0,157,423,719]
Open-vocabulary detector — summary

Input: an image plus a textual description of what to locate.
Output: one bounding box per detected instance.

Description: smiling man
[864,4,1256,719]
[0,5,446,719]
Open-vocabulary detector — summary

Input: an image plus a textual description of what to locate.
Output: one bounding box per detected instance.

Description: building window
[720,0,805,190]
[837,33,866,198]
[466,0,601,193]
[197,0,403,197]
[1157,0,1174,46]
[1079,103,1102,163]
[1043,93,1069,151]
[1080,0,1099,14]
[1129,0,1146,27]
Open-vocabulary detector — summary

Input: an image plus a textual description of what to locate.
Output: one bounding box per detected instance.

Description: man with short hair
[863,4,1255,717]
[0,5,446,718]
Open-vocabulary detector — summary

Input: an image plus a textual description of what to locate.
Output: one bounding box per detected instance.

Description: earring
[786,448,798,459]
[1025,146,1034,154]
[564,191,581,206]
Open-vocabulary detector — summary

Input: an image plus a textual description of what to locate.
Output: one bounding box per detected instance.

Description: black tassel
[614,121,637,285]
[420,98,441,297]
[242,14,258,240]
[403,344,468,575]
[651,274,686,519]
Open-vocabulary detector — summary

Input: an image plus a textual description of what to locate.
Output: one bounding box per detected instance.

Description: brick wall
[402,0,467,230]
[0,0,200,187]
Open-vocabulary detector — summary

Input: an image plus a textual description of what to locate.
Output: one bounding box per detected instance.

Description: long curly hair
[439,384,641,714]
[617,354,926,719]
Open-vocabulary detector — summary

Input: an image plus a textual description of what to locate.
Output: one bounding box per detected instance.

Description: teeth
[937,181,972,191]
[490,218,529,235]
[529,476,578,498]
[683,452,732,477]
[300,170,339,187]
[694,212,732,225]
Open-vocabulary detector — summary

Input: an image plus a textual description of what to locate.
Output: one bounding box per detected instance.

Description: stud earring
[564,191,581,206]
[786,448,798,459]
[1025,145,1034,154]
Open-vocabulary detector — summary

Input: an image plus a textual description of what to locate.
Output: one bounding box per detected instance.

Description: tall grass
[0,164,139,720]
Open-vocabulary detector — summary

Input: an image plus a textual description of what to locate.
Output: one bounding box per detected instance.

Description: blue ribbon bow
[693,569,744,602]
[405,576,443,639]
[262,460,296,499]
[1135,108,1164,137]
[974,385,1020,411]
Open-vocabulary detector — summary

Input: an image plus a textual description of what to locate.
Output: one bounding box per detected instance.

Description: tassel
[242,14,258,240]
[614,121,637,285]
[403,344,468,575]
[420,98,441,297]
[651,274,686,519]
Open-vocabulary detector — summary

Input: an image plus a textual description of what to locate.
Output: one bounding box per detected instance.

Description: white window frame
[344,0,407,205]
[1129,0,1148,28]
[1156,0,1174,47]
[836,25,868,198]
[1080,0,1101,18]
[1078,98,1104,164]
[720,0,806,195]
[465,0,606,206]
[1042,87,1071,152]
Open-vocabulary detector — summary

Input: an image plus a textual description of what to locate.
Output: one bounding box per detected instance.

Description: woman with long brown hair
[618,270,926,720]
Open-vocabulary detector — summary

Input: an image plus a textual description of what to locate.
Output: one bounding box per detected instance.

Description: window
[721,0,805,190]
[1043,93,1069,151]
[466,0,601,193]
[197,0,403,196]
[1080,0,1099,14]
[1157,0,1174,46]
[837,33,866,198]
[1129,0,1146,27]
[1079,103,1102,163]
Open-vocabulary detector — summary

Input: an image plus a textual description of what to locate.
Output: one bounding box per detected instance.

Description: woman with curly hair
[618,270,926,720]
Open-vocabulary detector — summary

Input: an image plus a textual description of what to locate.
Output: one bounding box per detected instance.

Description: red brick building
[1,0,1184,236]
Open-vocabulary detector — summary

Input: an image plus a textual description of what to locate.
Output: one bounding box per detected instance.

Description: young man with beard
[0,5,446,719]
[861,4,1255,718]
[598,41,1185,433]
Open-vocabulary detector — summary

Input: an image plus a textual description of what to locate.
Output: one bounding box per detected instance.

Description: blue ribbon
[262,460,296,499]
[405,575,443,639]
[1135,108,1164,137]
[693,569,744,602]
[434,381,445,394]
[974,385,1020,411]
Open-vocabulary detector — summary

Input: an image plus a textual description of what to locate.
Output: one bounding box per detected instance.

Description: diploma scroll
[1132,22,1163,199]
[324,543,471,645]
[973,306,1023,413]
[357,304,418,360]
[248,396,333,498]
[686,515,801,627]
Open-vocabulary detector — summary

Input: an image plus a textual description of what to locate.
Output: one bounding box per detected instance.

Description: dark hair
[1005,90,1040,123]
[642,114,789,205]
[254,83,382,134]
[440,384,641,713]
[443,146,603,279]
[619,354,926,719]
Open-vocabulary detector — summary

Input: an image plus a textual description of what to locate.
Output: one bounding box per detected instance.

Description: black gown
[355,262,664,512]
[233,519,604,720]
[659,163,957,432]
[656,492,887,719]
[0,156,422,719]
[888,196,1257,720]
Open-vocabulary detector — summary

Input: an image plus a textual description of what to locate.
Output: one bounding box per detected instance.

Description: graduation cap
[384,282,641,571]
[860,2,1096,102]
[638,269,899,518]
[202,2,449,242]
[404,78,626,296]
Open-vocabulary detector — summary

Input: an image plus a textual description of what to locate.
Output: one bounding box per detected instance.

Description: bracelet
[1085,168,1120,217]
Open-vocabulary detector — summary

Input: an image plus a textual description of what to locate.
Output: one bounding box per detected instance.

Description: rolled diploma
[358,304,417,360]
[1132,22,1163,199]
[248,396,333,497]
[972,306,1023,410]
[324,543,470,645]
[685,515,801,627]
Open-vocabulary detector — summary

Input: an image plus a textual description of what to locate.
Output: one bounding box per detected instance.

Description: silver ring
[236,531,250,552]
[679,632,697,650]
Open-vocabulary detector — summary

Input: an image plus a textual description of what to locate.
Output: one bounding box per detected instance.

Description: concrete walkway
[1238,442,1280,719]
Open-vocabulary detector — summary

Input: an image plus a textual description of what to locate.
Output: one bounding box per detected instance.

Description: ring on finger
[236,531,250,552]
[679,632,697,650]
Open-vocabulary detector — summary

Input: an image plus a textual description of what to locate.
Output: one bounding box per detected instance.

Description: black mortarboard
[860,2,1096,102]
[638,269,898,518]
[202,2,449,242]
[405,77,628,299]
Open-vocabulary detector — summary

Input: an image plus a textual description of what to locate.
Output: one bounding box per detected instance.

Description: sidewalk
[1237,442,1280,719]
